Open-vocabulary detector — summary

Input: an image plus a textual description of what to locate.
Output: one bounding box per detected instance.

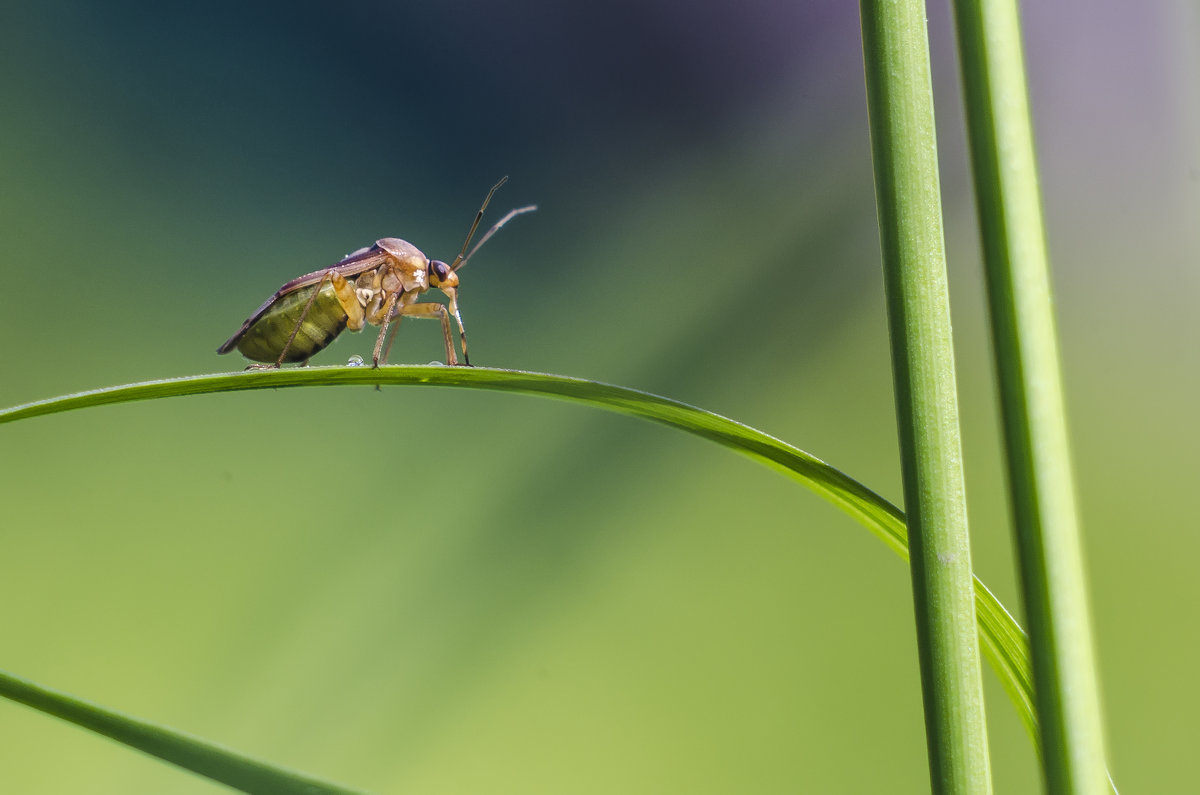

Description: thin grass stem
[950,1,1111,791]
[859,1,993,790]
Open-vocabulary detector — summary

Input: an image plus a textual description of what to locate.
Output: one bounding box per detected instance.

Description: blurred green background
[1,1,1196,792]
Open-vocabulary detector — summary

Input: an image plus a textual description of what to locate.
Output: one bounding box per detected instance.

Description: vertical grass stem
[950,1,1110,791]
[859,2,993,792]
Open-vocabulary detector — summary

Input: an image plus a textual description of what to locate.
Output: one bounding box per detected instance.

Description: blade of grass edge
[0,367,1113,793]
[0,668,363,794]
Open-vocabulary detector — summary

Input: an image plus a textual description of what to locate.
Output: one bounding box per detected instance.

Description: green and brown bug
[218,177,535,368]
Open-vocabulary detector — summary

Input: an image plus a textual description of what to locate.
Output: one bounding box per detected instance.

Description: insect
[217,177,535,368]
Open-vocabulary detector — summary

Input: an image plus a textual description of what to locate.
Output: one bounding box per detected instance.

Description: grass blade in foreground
[0,366,1032,739]
[950,1,1111,791]
[1,367,1115,791]
[860,1,992,791]
[0,668,362,794]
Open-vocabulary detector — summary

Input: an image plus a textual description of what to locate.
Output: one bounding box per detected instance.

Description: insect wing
[274,245,391,294]
[217,245,392,354]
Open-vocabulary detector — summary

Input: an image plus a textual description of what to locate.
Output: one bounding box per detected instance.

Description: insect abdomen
[235,283,349,363]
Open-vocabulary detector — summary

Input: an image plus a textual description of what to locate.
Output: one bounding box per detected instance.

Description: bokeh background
[1,1,1196,792]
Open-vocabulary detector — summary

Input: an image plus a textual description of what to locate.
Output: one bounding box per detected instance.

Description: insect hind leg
[271,269,360,367]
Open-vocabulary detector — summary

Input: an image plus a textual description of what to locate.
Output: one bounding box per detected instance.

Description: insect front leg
[440,287,469,366]
[389,301,464,366]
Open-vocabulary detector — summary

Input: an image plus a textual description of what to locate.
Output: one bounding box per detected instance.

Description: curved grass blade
[0,668,363,794]
[0,365,1038,745]
[9,366,1120,788]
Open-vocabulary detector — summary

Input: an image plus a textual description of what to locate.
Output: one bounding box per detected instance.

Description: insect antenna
[448,176,507,272]
[456,205,538,272]
[449,176,538,273]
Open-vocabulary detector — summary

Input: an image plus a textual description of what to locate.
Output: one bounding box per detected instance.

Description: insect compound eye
[430,260,451,282]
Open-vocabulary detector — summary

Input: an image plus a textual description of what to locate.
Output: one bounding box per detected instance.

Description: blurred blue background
[1,1,1196,792]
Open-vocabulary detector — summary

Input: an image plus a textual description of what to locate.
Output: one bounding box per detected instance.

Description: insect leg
[266,269,360,367]
[392,302,461,366]
[272,270,332,367]
[380,322,402,365]
[370,292,401,367]
[440,286,469,366]
[338,274,366,332]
